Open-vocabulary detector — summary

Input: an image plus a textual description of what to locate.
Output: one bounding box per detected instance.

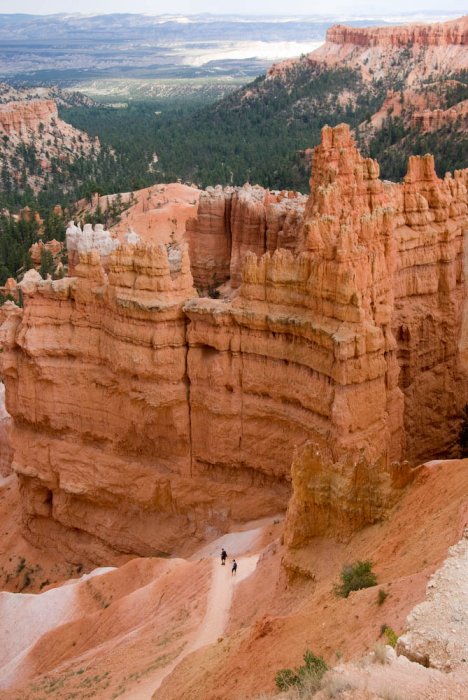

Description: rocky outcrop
[0,98,100,195]
[397,528,468,671]
[1,244,196,558]
[392,157,467,462]
[326,18,468,49]
[410,101,468,132]
[109,183,201,246]
[283,441,415,547]
[0,383,12,478]
[29,239,63,269]
[0,99,57,135]
[186,184,306,291]
[66,221,120,274]
[1,125,466,559]
[186,186,234,291]
[185,125,404,520]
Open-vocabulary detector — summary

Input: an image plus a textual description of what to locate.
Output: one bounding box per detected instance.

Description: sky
[0,0,465,15]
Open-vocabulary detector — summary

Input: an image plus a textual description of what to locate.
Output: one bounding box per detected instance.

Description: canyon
[0,19,466,699]
[0,123,466,566]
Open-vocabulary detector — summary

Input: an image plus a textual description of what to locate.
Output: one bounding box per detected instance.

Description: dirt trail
[126,532,261,700]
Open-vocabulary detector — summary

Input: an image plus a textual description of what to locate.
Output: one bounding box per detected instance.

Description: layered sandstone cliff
[0,100,57,135]
[392,158,467,461]
[299,16,468,84]
[186,184,306,291]
[0,98,100,195]
[326,18,468,49]
[1,124,466,559]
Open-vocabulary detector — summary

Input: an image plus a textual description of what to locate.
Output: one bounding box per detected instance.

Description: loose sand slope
[0,518,270,699]
[0,460,466,700]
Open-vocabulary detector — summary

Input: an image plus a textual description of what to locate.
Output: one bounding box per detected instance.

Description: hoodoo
[1,124,467,560]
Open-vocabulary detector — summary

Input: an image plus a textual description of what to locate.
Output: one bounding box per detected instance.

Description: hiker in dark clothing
[231,559,237,576]
[221,548,227,565]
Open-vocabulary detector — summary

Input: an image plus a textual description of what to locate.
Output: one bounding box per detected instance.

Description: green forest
[0,64,466,284]
[63,66,381,193]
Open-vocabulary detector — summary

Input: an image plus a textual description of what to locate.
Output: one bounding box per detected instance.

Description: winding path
[128,527,264,699]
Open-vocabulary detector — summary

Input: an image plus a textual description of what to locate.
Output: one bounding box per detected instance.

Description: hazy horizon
[0,1,466,16]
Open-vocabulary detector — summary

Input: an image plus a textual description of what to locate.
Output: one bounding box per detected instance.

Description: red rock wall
[1,124,466,558]
[326,17,468,49]
[392,158,467,462]
[0,99,57,135]
[2,246,196,558]
[186,184,306,291]
[186,186,233,291]
[0,383,12,478]
[186,126,405,514]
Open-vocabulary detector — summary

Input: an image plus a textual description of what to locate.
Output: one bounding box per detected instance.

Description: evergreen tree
[39,248,55,279]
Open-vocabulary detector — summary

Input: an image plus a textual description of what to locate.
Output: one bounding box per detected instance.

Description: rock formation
[66,221,120,274]
[186,185,234,291]
[29,239,63,269]
[186,184,306,291]
[0,100,57,135]
[325,18,468,49]
[302,16,468,83]
[1,124,466,559]
[397,528,468,671]
[393,157,467,461]
[410,102,468,133]
[108,183,201,245]
[0,98,100,195]
[0,383,12,478]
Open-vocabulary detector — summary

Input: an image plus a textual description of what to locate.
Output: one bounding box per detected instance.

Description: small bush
[383,625,398,648]
[334,560,377,598]
[377,588,388,605]
[276,668,299,691]
[16,557,26,575]
[275,649,328,692]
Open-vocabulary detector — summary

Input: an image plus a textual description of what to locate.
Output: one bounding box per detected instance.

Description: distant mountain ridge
[140,14,466,189]
[0,12,462,81]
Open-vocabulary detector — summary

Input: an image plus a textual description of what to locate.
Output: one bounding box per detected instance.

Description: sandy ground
[125,527,262,700]
[0,475,106,594]
[0,517,273,700]
[0,460,467,700]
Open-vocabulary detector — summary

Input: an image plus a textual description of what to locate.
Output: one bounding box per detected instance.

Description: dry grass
[373,643,389,665]
[320,673,356,697]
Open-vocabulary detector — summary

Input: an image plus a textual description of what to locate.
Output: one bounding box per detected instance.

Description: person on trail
[221,548,227,565]
[231,559,237,576]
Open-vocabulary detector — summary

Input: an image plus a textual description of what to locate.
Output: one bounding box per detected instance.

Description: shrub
[382,625,398,648]
[275,649,328,692]
[334,560,377,598]
[377,588,388,605]
[275,668,299,691]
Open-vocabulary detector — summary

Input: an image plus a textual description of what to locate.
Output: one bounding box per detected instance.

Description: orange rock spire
[1,124,466,559]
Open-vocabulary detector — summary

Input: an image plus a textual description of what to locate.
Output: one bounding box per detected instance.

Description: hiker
[231,559,237,576]
[221,548,227,565]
